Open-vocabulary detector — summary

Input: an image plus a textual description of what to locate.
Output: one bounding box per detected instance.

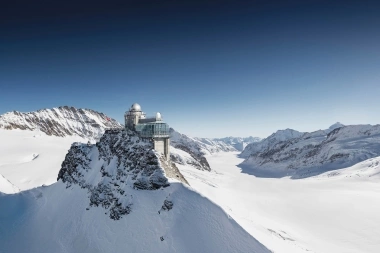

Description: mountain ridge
[240,124,380,178]
[0,106,122,140]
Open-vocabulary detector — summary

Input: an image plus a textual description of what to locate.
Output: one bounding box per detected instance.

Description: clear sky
[1,0,379,138]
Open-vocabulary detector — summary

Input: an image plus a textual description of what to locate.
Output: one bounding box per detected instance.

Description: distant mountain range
[213,136,261,151]
[0,106,122,140]
[4,106,373,180]
[239,122,380,178]
[170,128,260,171]
[0,107,258,171]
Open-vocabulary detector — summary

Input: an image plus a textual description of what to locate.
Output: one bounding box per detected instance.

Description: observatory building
[125,103,170,160]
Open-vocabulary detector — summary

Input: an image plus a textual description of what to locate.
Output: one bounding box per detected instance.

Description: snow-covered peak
[240,124,380,178]
[170,129,236,154]
[270,128,304,141]
[0,106,122,140]
[212,136,261,151]
[240,128,303,158]
[328,122,345,131]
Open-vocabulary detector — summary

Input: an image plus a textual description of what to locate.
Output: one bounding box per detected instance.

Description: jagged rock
[57,129,169,219]
[161,200,173,211]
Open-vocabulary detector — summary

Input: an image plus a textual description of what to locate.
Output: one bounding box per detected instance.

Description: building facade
[125,103,170,160]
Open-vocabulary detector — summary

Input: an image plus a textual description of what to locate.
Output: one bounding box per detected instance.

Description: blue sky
[1,0,379,138]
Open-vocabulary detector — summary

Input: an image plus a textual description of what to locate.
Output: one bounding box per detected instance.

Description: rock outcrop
[58,129,170,219]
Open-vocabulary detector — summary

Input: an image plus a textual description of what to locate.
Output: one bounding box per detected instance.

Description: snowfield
[178,152,380,253]
[0,182,270,253]
[0,130,269,253]
[0,129,86,191]
[1,115,380,253]
[0,174,19,194]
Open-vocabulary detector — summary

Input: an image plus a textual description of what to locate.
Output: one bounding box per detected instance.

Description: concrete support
[153,137,170,161]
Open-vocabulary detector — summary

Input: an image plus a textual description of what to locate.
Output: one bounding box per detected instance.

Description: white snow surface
[0,182,269,253]
[0,174,19,194]
[0,130,269,253]
[0,129,86,190]
[177,152,380,253]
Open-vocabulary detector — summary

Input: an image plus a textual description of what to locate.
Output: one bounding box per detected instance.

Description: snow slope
[240,124,380,178]
[0,130,269,253]
[240,123,343,159]
[312,155,380,180]
[0,106,121,191]
[170,128,260,171]
[0,174,19,194]
[177,152,380,253]
[0,129,86,190]
[170,128,237,155]
[0,106,121,139]
[241,128,304,158]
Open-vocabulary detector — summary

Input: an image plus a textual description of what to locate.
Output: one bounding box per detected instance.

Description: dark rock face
[58,129,169,220]
[161,200,173,211]
[0,106,122,139]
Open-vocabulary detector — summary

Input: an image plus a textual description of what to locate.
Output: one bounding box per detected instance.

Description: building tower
[125,103,170,160]
[125,103,146,129]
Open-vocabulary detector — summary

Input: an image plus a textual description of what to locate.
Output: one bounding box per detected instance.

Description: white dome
[156,112,162,121]
[130,103,141,111]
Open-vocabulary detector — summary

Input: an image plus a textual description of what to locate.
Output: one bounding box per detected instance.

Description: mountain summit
[0,106,121,139]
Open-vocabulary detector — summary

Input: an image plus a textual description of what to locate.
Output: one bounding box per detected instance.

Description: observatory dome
[130,103,142,111]
[156,112,162,121]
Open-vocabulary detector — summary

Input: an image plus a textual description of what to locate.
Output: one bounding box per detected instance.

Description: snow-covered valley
[178,152,380,253]
[1,107,380,253]
[0,129,270,253]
